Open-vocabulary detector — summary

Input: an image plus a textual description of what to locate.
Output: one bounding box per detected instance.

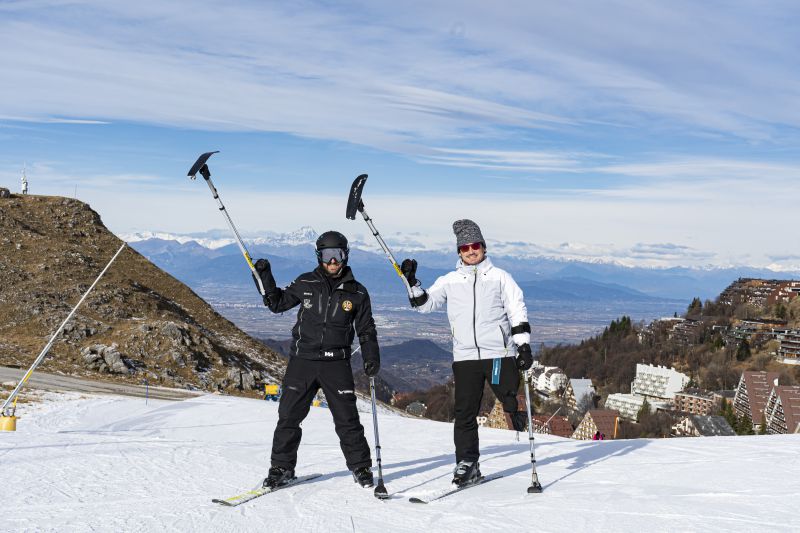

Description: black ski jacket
[265,265,380,364]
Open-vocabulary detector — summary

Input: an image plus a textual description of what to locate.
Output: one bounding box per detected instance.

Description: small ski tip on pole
[374,482,389,500]
[528,481,543,494]
[188,151,220,180]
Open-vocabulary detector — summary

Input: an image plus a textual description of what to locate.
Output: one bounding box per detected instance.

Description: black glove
[253,258,277,295]
[364,359,380,377]
[516,343,533,371]
[400,259,418,286]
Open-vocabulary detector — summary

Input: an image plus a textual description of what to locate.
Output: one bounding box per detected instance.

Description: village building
[604,393,646,421]
[531,414,574,438]
[733,371,780,431]
[572,409,619,440]
[672,415,736,437]
[777,330,800,365]
[606,364,689,421]
[529,363,568,397]
[670,319,702,345]
[763,385,800,434]
[564,378,596,412]
[766,281,800,306]
[631,364,690,400]
[673,388,719,416]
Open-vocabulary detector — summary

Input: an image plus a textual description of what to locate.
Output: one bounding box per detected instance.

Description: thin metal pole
[359,207,413,298]
[201,175,265,296]
[2,243,127,416]
[370,377,388,498]
[523,371,543,493]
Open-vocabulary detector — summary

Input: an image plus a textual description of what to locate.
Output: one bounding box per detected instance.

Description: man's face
[323,260,343,276]
[458,242,485,265]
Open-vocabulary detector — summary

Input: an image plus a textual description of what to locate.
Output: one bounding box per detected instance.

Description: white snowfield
[2,393,798,533]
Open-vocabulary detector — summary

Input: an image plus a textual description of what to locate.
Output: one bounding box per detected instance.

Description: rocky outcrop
[0,195,284,395]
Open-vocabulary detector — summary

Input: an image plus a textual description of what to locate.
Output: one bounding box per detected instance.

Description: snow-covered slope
[2,393,798,532]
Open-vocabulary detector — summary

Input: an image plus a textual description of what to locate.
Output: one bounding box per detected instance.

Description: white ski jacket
[413,257,530,362]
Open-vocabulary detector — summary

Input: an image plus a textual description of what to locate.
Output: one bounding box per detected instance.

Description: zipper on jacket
[472,266,481,359]
[295,306,305,354]
[320,284,334,352]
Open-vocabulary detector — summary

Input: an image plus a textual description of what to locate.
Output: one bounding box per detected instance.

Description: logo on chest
[303,298,313,309]
[341,300,353,312]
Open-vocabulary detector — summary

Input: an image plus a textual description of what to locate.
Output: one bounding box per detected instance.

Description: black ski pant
[271,357,372,471]
[453,357,520,463]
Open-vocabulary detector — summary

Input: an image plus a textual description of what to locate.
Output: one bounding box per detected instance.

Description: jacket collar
[456,256,493,275]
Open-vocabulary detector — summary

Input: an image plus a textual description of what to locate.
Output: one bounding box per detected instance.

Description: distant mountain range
[123,228,799,302]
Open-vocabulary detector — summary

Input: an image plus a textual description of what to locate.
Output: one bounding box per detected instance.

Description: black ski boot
[452,460,481,486]
[263,466,295,489]
[352,466,374,488]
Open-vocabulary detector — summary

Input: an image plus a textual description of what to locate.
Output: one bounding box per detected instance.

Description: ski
[408,473,503,504]
[212,474,322,507]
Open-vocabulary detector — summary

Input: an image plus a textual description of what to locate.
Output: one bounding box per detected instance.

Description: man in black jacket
[253,230,380,489]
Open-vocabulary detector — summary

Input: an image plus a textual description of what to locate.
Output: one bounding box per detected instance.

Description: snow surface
[2,393,799,532]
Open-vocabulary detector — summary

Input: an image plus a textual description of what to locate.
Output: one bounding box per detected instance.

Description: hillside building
[631,364,690,400]
[565,378,595,411]
[672,415,736,437]
[733,371,780,431]
[673,389,719,416]
[572,409,619,440]
[763,385,800,434]
[529,363,568,397]
[531,414,574,438]
[606,364,689,421]
[777,330,800,365]
[604,393,646,421]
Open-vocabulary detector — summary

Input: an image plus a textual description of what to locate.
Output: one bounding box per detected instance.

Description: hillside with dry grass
[0,194,284,395]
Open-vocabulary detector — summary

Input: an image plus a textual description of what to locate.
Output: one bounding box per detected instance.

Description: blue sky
[1,1,799,269]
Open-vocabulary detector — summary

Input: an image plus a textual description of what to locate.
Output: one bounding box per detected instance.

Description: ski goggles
[318,247,347,264]
[458,242,483,253]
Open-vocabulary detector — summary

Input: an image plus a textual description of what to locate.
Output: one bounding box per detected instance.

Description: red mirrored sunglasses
[458,242,483,253]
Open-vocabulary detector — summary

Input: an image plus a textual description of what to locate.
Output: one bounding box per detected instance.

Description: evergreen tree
[736,339,751,361]
[637,397,651,423]
[758,414,767,435]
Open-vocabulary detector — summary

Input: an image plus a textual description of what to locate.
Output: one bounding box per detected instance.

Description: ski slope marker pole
[523,370,543,493]
[346,174,413,299]
[1,242,127,422]
[188,151,265,296]
[369,377,389,499]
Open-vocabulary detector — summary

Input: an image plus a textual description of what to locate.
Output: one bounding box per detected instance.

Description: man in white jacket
[401,219,534,486]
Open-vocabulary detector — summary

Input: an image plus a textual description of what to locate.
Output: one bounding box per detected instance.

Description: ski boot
[352,466,374,488]
[263,466,295,489]
[452,460,481,486]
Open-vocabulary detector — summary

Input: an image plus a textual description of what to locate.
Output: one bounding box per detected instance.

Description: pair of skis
[212,472,505,507]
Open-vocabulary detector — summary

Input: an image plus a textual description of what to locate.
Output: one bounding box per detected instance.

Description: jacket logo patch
[324,351,334,357]
[341,300,353,312]
[303,298,312,309]
[337,389,354,395]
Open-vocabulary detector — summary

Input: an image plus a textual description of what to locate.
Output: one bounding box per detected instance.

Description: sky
[1,1,799,269]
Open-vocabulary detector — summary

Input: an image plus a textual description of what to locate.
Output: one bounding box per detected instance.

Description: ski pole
[187,151,266,296]
[369,377,389,499]
[522,370,543,493]
[1,242,126,417]
[345,174,414,299]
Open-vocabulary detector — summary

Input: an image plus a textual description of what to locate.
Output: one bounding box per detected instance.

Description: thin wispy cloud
[2,1,799,271]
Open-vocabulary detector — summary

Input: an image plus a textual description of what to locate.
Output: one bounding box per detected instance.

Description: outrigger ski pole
[523,370,544,493]
[369,376,389,499]
[188,152,265,296]
[345,174,413,299]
